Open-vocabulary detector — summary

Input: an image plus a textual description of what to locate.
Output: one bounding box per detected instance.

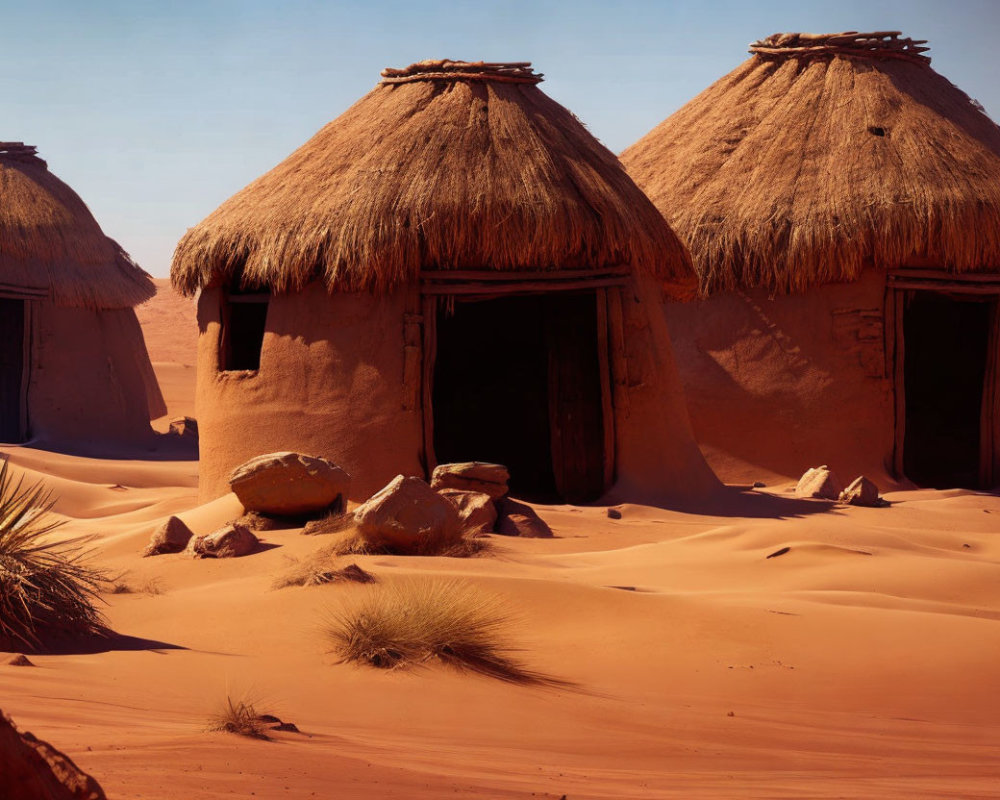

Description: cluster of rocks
[794,466,885,507]
[351,461,552,555]
[143,451,352,558]
[142,453,553,559]
[1,709,106,800]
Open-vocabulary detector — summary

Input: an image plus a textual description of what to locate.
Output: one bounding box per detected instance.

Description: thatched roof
[620,32,1000,295]
[0,143,154,309]
[171,60,695,299]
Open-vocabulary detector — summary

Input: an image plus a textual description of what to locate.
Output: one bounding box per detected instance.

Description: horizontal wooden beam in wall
[0,283,48,301]
[420,267,631,283]
[421,277,629,296]
[888,280,1000,295]
[888,269,1000,286]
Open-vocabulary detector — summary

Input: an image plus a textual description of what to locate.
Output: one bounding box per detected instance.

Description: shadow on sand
[30,632,188,657]
[658,485,841,520]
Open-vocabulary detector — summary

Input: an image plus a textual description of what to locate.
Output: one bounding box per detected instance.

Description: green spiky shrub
[0,460,108,650]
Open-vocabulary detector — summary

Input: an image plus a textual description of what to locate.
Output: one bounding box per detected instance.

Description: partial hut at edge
[171,60,719,505]
[621,32,1000,490]
[0,143,165,448]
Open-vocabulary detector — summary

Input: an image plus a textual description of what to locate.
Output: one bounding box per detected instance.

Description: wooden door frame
[417,270,625,491]
[887,269,1000,487]
[0,295,33,443]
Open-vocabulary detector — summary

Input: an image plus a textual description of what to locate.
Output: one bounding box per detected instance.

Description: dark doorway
[0,298,26,443]
[433,292,606,503]
[903,292,993,488]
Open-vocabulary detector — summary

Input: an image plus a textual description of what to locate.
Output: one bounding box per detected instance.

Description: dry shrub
[301,511,355,536]
[208,694,270,740]
[326,579,551,684]
[0,460,108,650]
[330,528,492,558]
[107,576,164,596]
[273,547,376,589]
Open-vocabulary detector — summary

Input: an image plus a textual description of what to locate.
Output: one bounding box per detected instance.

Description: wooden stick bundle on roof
[171,60,695,299]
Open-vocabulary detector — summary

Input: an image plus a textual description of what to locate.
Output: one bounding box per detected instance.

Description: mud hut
[171,60,718,504]
[621,32,1000,490]
[0,143,165,448]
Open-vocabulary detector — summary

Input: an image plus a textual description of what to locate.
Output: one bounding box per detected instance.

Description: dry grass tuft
[326,579,552,684]
[329,528,492,559]
[107,576,164,596]
[208,694,270,740]
[0,460,109,650]
[302,511,356,536]
[273,547,376,589]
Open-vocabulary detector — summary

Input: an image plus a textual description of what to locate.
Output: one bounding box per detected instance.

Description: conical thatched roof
[171,60,695,298]
[0,143,154,309]
[620,32,1000,295]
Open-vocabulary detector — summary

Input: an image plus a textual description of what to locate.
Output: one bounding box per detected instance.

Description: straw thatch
[171,60,694,299]
[620,32,1000,295]
[0,143,154,309]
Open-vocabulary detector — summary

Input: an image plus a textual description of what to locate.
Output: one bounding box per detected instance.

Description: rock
[794,465,844,500]
[229,452,350,516]
[752,481,766,488]
[430,462,509,500]
[438,489,497,535]
[0,709,107,799]
[839,476,882,507]
[496,498,553,538]
[142,516,193,557]
[354,475,461,553]
[168,416,198,440]
[3,654,33,667]
[189,524,259,558]
[606,507,622,520]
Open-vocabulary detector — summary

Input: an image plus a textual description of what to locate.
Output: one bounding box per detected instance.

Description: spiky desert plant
[326,579,550,684]
[0,460,108,649]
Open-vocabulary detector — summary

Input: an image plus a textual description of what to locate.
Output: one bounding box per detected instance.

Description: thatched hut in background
[621,32,1000,490]
[0,143,165,448]
[171,60,718,505]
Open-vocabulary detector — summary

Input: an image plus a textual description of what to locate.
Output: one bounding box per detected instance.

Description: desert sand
[2,280,999,799]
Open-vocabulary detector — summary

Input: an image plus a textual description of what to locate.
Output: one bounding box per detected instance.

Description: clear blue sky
[3,0,998,278]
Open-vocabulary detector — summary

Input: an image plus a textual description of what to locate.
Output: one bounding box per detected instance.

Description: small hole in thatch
[868,126,886,137]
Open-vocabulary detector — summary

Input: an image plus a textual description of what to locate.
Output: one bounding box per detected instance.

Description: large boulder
[188,524,259,558]
[142,516,193,557]
[168,416,199,440]
[430,462,509,500]
[496,498,553,538]
[840,476,882,507]
[795,465,844,500]
[229,452,350,516]
[438,489,497,535]
[354,475,461,554]
[0,709,106,799]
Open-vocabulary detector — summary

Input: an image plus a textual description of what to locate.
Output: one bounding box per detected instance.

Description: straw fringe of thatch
[0,145,154,309]
[620,35,1000,296]
[171,66,694,299]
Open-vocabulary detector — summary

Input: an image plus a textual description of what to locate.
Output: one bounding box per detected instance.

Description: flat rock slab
[795,465,844,500]
[230,452,350,516]
[431,462,509,500]
[354,475,461,554]
[189,524,259,558]
[143,516,193,557]
[438,488,497,535]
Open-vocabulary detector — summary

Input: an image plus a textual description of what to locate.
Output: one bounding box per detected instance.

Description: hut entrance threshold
[420,273,623,503]
[889,270,1000,489]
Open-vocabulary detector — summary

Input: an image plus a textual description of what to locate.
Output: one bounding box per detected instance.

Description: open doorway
[432,291,607,503]
[902,291,993,488]
[0,298,26,443]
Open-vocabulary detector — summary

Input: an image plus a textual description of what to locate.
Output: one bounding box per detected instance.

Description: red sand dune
[2,282,999,798]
